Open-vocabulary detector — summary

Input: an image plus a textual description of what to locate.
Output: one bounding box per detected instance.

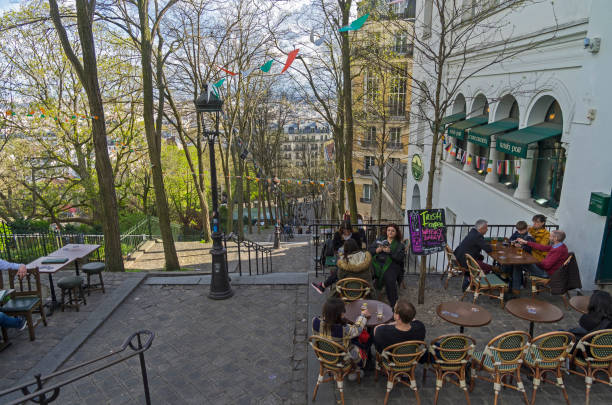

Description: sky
[0,0,21,13]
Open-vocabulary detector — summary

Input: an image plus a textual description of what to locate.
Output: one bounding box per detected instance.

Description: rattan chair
[527,254,573,309]
[309,335,359,405]
[442,245,466,289]
[0,267,47,341]
[524,331,575,405]
[569,328,612,405]
[461,254,507,308]
[428,334,476,405]
[375,340,427,405]
[335,278,371,302]
[471,330,530,405]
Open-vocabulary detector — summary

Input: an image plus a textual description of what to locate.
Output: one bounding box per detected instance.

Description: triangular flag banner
[497,161,502,175]
[241,68,255,78]
[260,60,273,73]
[505,160,510,175]
[281,49,299,73]
[310,30,326,46]
[339,13,370,32]
[445,144,451,152]
[218,66,236,76]
[514,161,520,175]
[468,155,473,166]
[214,78,225,87]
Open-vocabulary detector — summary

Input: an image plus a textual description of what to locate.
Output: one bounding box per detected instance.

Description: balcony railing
[387,142,403,150]
[356,168,372,176]
[360,197,372,203]
[360,140,377,148]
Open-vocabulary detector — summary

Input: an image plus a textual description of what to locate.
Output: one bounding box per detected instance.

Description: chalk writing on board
[407,209,447,255]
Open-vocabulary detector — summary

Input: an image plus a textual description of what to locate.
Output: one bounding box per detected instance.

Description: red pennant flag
[218,66,237,76]
[281,49,299,73]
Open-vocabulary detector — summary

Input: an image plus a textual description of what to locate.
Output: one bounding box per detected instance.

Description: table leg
[75,260,80,276]
[45,273,60,316]
[529,321,534,337]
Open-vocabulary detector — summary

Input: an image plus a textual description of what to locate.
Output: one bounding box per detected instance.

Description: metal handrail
[0,330,155,405]
[222,233,272,275]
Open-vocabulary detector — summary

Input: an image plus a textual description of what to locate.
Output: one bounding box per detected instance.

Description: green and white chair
[461,254,507,308]
[569,328,612,405]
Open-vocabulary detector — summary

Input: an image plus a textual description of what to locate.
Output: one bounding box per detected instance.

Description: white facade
[406,0,612,289]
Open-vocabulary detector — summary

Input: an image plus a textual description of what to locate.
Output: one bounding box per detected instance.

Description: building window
[423,0,433,38]
[389,68,407,116]
[364,69,379,106]
[367,127,376,141]
[363,184,372,202]
[389,127,401,148]
[392,32,411,55]
[364,156,375,170]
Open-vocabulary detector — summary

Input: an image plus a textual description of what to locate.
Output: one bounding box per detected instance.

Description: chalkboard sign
[407,209,447,255]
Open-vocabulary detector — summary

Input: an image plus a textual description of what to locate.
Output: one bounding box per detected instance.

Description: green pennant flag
[339,13,369,32]
[259,60,273,73]
[214,78,225,87]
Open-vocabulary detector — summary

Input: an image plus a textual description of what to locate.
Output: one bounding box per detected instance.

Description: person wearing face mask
[368,224,406,308]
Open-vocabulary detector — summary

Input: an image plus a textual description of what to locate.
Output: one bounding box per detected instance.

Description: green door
[596,188,612,283]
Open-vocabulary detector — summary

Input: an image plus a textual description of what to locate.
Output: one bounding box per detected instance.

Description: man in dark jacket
[454,219,493,290]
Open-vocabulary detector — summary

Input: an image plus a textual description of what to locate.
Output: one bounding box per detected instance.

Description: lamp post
[273,177,281,249]
[195,85,233,300]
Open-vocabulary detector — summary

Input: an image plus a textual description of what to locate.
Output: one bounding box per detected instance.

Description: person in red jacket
[515,230,569,284]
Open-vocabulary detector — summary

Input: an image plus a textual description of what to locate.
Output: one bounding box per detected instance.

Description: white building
[281,122,332,167]
[406,0,612,289]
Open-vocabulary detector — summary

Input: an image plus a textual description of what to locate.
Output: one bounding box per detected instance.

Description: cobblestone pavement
[0,272,139,391]
[308,272,607,404]
[52,284,308,405]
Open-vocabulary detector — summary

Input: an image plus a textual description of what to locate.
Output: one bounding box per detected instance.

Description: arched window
[411,184,421,209]
[531,99,565,207]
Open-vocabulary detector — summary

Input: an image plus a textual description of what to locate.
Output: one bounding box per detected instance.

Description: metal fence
[0,331,154,405]
[310,223,559,277]
[223,233,272,276]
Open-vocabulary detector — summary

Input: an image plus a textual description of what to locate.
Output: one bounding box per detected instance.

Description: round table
[437,301,492,333]
[344,299,393,326]
[505,298,564,336]
[569,295,590,314]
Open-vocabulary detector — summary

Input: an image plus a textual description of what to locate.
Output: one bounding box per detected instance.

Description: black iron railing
[0,330,154,405]
[222,233,272,276]
[311,223,559,277]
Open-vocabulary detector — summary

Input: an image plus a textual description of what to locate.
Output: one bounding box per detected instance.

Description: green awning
[447,115,488,140]
[496,123,562,158]
[440,112,466,126]
[467,118,519,147]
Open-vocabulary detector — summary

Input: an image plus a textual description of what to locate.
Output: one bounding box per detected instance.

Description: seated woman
[570,290,612,340]
[332,220,362,253]
[311,239,372,294]
[312,297,371,379]
[368,224,405,308]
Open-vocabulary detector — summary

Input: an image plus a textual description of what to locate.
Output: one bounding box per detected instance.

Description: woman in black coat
[332,221,362,252]
[368,224,405,308]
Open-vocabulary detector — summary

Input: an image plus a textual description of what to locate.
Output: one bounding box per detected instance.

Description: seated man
[373,298,425,354]
[454,219,493,291]
[1,259,28,331]
[515,229,569,291]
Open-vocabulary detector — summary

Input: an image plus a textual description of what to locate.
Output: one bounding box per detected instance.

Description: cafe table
[569,295,590,314]
[437,301,492,333]
[27,244,101,314]
[505,297,563,337]
[344,299,393,327]
[487,243,539,266]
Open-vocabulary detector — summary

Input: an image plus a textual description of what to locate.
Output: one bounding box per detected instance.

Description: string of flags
[3,108,98,121]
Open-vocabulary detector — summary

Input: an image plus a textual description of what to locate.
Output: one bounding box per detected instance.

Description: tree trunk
[246,176,252,234]
[377,170,384,221]
[266,186,274,226]
[48,0,124,272]
[236,161,245,239]
[339,0,357,223]
[137,0,179,270]
[257,181,262,233]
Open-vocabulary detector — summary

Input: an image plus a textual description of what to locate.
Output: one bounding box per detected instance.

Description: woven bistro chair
[569,328,612,405]
[461,254,507,308]
[309,335,359,405]
[0,267,47,341]
[335,278,371,302]
[524,331,575,405]
[471,330,531,405]
[442,245,466,289]
[375,340,427,405]
[527,254,573,309]
[429,334,476,405]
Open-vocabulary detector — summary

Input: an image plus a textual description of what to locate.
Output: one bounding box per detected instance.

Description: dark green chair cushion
[58,276,83,289]
[82,262,105,273]
[41,257,69,264]
[1,297,40,313]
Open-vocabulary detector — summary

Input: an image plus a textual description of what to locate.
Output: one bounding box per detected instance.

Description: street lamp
[273,176,281,249]
[195,85,233,300]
